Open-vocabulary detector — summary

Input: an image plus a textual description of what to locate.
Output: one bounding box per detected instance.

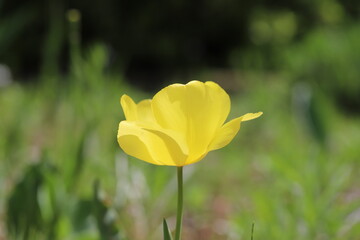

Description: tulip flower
[117,80,262,166]
[117,80,262,239]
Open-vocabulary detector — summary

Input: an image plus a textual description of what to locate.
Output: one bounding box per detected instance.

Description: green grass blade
[163,219,173,240]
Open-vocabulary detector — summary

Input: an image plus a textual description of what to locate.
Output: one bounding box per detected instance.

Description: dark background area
[1,0,359,91]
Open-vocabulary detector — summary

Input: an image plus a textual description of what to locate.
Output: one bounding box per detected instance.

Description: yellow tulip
[117,80,262,166]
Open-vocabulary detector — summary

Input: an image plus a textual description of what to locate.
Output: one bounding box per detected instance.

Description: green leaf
[163,219,172,240]
[6,162,45,239]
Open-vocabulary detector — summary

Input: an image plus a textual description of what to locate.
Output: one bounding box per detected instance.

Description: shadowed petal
[208,112,262,151]
[118,121,187,166]
[120,95,138,121]
[121,95,156,123]
[117,121,157,164]
[144,128,188,166]
[137,99,156,123]
[183,152,208,166]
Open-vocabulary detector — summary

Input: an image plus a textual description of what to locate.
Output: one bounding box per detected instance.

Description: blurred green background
[1,0,360,239]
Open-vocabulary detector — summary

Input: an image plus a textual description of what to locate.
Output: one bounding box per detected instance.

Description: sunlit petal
[241,112,263,121]
[152,81,230,162]
[152,83,187,132]
[184,81,231,161]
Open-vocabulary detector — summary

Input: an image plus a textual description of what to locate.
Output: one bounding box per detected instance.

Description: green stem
[175,166,183,240]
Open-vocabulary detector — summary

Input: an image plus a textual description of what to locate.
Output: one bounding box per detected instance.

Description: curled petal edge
[118,121,188,166]
[208,112,262,151]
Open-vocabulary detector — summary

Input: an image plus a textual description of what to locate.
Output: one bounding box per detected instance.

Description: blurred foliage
[1,0,360,239]
[1,0,360,89]
[1,43,128,240]
[1,41,360,239]
[284,24,360,113]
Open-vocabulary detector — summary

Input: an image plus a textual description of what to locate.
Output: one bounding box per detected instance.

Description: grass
[1,18,360,238]
[1,63,359,240]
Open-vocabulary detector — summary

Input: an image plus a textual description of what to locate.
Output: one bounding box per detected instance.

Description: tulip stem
[175,166,183,240]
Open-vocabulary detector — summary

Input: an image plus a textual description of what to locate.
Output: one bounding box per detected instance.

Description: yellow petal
[184,81,231,162]
[208,112,262,151]
[117,121,187,166]
[208,117,243,151]
[144,128,188,166]
[137,99,156,123]
[183,152,208,166]
[152,83,187,132]
[152,80,230,163]
[241,112,263,121]
[120,95,137,121]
